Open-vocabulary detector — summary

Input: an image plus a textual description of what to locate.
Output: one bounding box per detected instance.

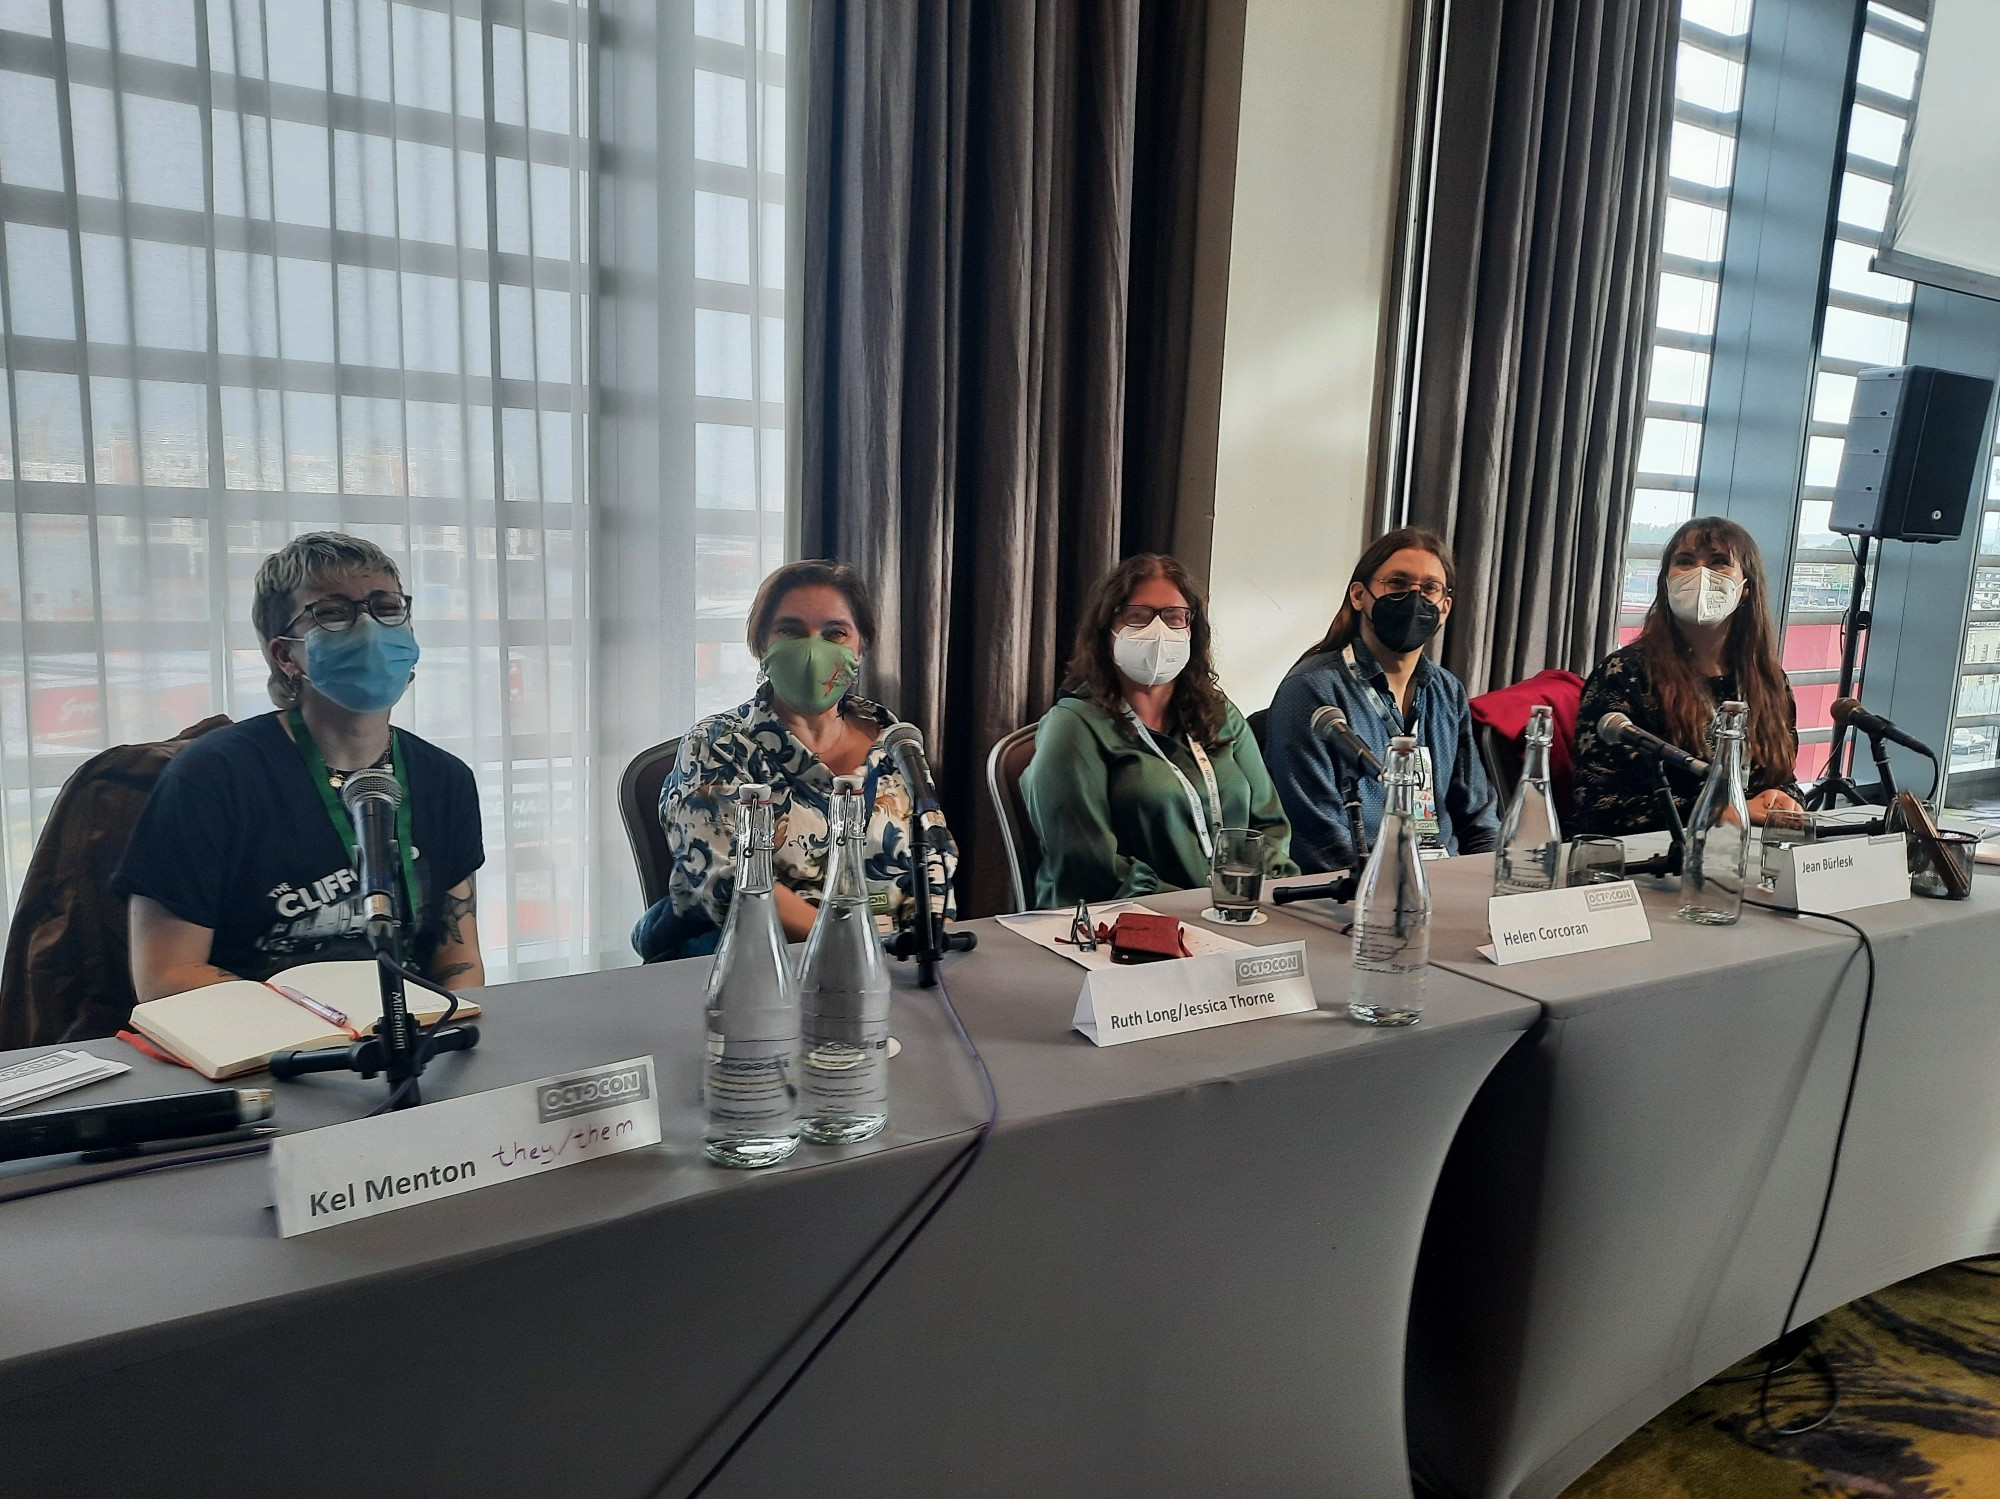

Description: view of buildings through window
[1621,0,1756,646]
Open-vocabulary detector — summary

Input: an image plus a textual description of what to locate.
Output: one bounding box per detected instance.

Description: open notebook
[128,960,480,1081]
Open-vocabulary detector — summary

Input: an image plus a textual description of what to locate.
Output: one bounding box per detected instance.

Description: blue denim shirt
[1265,639,1499,873]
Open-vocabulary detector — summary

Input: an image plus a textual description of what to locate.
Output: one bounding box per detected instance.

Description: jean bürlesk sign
[269,1057,662,1237]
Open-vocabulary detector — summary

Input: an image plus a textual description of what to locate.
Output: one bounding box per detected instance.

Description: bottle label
[705,1034,797,1125]
[1353,913,1428,973]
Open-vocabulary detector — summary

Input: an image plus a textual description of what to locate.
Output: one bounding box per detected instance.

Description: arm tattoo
[434,961,475,983]
[443,876,476,947]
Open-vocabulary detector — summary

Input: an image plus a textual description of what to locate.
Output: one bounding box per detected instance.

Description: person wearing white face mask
[1572,516,1804,836]
[1020,554,1297,907]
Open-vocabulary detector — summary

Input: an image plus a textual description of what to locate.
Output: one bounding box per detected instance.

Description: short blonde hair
[253,532,404,706]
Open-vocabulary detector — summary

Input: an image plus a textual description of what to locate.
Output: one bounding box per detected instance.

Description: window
[1943,426,2000,791]
[0,0,794,977]
[1618,0,1756,639]
[1778,2,1926,784]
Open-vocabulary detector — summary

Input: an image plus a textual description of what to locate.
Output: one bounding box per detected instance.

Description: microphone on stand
[1596,712,1710,778]
[1830,698,1936,761]
[341,767,402,952]
[882,722,957,855]
[1310,705,1384,778]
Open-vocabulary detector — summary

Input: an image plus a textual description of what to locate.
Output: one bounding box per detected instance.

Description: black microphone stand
[1274,768,1371,906]
[1804,533,1876,811]
[885,822,977,988]
[1625,761,1688,881]
[1865,729,1900,804]
[268,873,479,1110]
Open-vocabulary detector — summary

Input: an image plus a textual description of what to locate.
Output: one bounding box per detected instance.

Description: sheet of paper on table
[996,901,1252,972]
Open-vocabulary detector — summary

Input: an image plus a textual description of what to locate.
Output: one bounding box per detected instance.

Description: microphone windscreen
[1829,697,1864,723]
[1310,705,1350,741]
[1596,712,1633,745]
[340,765,400,812]
[881,721,924,755]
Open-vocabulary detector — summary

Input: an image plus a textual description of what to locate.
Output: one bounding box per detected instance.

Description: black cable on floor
[1736,896,1878,1437]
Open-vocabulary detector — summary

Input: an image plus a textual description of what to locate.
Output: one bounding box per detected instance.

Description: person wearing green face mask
[650,561,957,956]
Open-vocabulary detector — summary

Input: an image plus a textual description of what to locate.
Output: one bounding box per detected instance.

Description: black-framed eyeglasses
[1113,604,1196,630]
[1369,576,1451,604]
[282,590,413,635]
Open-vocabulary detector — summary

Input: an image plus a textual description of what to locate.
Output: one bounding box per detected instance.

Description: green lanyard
[284,708,422,950]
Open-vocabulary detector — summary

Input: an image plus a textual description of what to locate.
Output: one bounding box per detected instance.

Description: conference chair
[618,735,683,910]
[1468,669,1586,818]
[986,724,1042,913]
[0,715,231,1048]
[1246,706,1271,754]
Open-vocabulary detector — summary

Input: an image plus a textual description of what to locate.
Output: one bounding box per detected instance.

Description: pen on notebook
[266,982,355,1035]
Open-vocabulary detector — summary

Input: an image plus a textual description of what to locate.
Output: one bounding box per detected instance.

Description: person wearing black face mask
[1264,527,1499,873]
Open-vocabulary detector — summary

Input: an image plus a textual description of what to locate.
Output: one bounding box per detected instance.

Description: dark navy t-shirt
[112,713,484,983]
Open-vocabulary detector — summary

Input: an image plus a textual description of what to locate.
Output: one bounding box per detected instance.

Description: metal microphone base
[266,938,478,1110]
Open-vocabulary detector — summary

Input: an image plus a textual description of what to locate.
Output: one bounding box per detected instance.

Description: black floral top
[1570,644,1800,837]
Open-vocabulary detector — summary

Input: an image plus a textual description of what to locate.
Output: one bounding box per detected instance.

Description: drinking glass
[1758,807,1815,891]
[1565,836,1625,887]
[1208,828,1265,922]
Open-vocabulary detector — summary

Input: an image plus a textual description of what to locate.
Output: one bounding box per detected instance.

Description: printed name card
[270,1056,661,1237]
[1071,942,1316,1047]
[1483,879,1651,966]
[1773,832,1910,913]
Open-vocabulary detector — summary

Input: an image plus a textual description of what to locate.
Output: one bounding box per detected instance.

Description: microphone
[0,1087,274,1164]
[1831,697,1937,759]
[1597,712,1709,777]
[881,722,957,855]
[1310,705,1384,779]
[342,766,402,939]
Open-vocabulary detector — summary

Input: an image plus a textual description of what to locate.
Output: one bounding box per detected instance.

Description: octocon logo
[1584,884,1639,912]
[1234,950,1305,985]
[537,1063,651,1123]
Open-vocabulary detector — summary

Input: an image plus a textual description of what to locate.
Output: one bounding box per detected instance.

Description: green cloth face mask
[762,634,859,713]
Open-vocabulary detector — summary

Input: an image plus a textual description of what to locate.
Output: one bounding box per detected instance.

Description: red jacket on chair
[0,716,232,1049]
[1470,671,1586,816]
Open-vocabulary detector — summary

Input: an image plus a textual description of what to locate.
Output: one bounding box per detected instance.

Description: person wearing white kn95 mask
[1020,553,1297,909]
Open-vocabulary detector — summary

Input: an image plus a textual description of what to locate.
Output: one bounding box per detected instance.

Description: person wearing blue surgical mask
[115,533,485,1002]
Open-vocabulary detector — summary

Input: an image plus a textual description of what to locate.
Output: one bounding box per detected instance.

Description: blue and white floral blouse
[660,687,957,932]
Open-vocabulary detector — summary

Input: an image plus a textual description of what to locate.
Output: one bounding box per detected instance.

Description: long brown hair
[1062,553,1230,746]
[1638,516,1795,773]
[1297,526,1457,662]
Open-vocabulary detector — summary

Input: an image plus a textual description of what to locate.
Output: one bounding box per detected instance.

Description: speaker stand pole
[1804,532,1874,812]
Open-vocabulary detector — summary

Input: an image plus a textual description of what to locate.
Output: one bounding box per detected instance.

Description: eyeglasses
[282,590,413,635]
[1113,604,1195,630]
[1370,576,1451,604]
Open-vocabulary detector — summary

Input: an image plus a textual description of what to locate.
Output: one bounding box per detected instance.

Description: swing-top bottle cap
[831,774,863,795]
[1389,734,1417,752]
[1720,699,1747,713]
[738,782,773,803]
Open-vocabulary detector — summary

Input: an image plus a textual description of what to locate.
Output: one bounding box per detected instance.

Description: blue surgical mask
[303,618,420,713]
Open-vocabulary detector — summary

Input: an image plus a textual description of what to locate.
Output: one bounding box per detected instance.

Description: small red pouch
[1108,912,1190,964]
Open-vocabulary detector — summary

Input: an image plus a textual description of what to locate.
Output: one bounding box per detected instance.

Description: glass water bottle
[1679,700,1751,926]
[1493,703,1563,896]
[797,775,892,1143]
[1348,736,1433,1026]
[702,783,802,1167]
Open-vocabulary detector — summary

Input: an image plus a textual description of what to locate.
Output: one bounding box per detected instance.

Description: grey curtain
[1394,0,1678,696]
[802,0,1212,916]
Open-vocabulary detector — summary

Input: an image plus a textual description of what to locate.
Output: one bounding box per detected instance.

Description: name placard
[270,1056,661,1237]
[1071,942,1316,1047]
[1773,832,1910,913]
[1483,880,1651,966]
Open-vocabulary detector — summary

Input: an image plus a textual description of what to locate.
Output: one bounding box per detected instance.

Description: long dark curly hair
[1061,553,1230,746]
[1637,516,1795,774]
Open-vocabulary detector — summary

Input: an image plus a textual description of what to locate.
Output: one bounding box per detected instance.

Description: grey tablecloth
[698,888,1537,1499]
[0,895,1536,1499]
[1405,852,2000,1499]
[0,962,991,1499]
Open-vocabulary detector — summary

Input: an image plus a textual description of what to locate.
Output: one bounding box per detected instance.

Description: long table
[1402,852,2000,1499]
[0,894,1536,1499]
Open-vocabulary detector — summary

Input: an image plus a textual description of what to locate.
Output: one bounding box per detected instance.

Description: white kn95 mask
[1667,566,1743,627]
[1112,616,1193,687]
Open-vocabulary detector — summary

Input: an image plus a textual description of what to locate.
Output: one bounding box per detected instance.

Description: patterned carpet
[1561,1261,2000,1499]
